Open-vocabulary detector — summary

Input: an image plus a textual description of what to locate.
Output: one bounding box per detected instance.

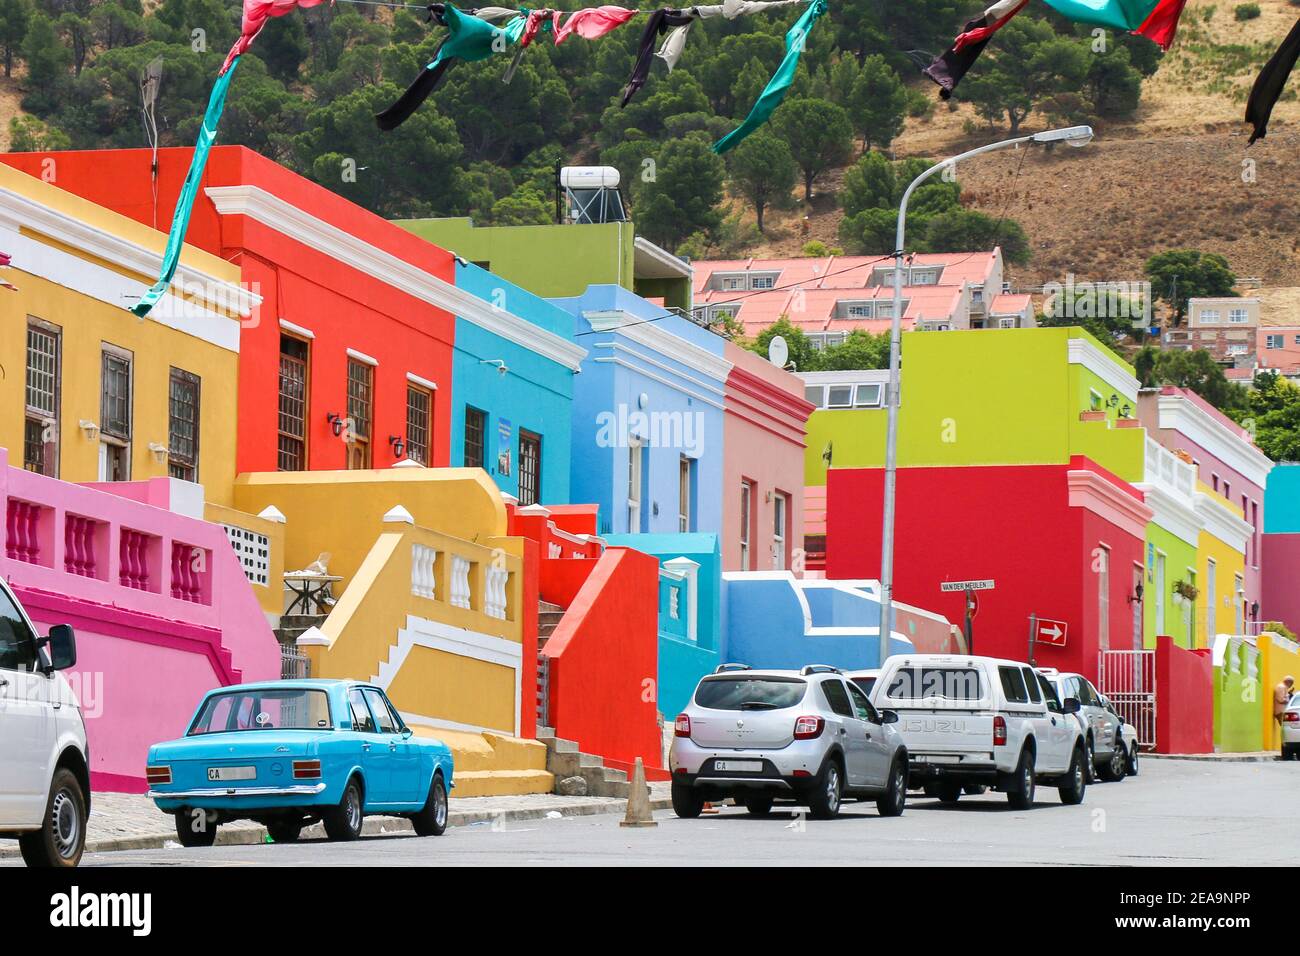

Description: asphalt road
[17,759,1298,866]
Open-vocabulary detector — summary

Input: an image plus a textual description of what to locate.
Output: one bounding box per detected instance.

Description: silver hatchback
[669,665,909,819]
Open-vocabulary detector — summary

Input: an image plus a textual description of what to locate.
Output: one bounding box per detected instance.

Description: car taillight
[292,759,322,780]
[993,715,1007,747]
[794,716,824,739]
[674,714,691,737]
[145,765,171,785]
[1285,712,1300,723]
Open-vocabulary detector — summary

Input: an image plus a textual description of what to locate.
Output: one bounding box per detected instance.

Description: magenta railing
[170,541,208,604]
[5,499,42,564]
[64,515,99,578]
[119,528,152,591]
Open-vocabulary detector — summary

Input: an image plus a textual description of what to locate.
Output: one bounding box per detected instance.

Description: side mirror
[1062,696,1081,715]
[880,709,899,724]
[402,728,414,739]
[41,624,76,672]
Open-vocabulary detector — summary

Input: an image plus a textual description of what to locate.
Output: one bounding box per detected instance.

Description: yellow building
[1191,481,1251,650]
[0,163,255,505]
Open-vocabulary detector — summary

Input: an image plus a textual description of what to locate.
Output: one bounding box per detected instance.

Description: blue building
[451,262,587,504]
[550,284,729,537]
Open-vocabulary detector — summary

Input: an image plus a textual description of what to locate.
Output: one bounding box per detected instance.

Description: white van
[0,577,89,867]
[872,654,1087,808]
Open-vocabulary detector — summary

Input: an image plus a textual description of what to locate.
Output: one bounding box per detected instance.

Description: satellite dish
[768,335,789,368]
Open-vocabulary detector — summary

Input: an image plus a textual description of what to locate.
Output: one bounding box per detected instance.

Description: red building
[1,147,457,474]
[826,456,1152,680]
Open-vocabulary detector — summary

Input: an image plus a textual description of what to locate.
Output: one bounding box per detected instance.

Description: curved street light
[876,125,1095,665]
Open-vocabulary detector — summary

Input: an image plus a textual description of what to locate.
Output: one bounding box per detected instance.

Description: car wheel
[671,781,705,819]
[1006,748,1036,810]
[807,758,843,820]
[875,758,907,817]
[19,768,87,868]
[1099,740,1126,782]
[174,809,218,848]
[1283,744,1298,762]
[742,795,774,816]
[267,819,304,844]
[412,772,449,837]
[1127,742,1140,776]
[323,777,364,841]
[963,785,988,796]
[1083,735,1097,783]
[1058,745,1087,805]
[936,782,962,804]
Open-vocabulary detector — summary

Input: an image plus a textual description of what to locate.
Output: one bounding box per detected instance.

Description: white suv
[0,578,89,867]
[872,654,1087,809]
[670,665,909,820]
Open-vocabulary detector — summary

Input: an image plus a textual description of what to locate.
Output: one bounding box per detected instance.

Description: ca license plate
[207,766,256,782]
[715,760,762,772]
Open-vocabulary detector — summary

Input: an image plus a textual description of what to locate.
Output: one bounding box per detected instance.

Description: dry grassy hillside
[746,0,1300,311]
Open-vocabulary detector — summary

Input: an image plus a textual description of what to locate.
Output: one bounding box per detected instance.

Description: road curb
[0,796,673,860]
[1142,752,1282,762]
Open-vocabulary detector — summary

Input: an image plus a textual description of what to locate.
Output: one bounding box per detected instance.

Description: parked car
[1099,694,1140,776]
[670,664,909,820]
[1039,669,1126,782]
[0,578,89,868]
[147,679,454,846]
[872,654,1087,808]
[1282,693,1300,761]
[846,669,879,698]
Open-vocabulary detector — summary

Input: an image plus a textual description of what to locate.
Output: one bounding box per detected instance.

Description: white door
[0,587,53,826]
[1206,558,1216,646]
[847,681,891,786]
[1153,552,1166,640]
[626,442,642,533]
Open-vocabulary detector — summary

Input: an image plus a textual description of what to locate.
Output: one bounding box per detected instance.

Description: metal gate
[1097,650,1155,748]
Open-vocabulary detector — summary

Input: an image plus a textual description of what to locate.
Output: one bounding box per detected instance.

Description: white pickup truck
[871,654,1087,809]
[0,577,89,867]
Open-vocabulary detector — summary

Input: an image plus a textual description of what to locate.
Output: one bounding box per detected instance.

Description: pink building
[1258,327,1300,379]
[691,250,1033,341]
[1,448,279,791]
[1137,386,1273,625]
[722,344,814,572]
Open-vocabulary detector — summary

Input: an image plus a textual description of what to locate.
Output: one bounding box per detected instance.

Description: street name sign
[940,579,995,592]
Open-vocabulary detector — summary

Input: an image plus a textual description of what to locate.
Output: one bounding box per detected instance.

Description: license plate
[207,766,256,782]
[714,760,762,772]
[916,755,960,764]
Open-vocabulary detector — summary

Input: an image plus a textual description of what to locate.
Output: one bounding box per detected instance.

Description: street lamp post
[876,125,1095,667]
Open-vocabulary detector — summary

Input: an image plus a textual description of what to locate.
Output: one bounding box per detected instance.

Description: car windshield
[695,676,806,711]
[884,667,984,701]
[188,688,333,734]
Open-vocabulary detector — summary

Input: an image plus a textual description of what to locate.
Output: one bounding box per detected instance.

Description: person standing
[1275,675,1295,752]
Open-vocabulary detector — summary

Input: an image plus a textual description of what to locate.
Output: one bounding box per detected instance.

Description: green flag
[713,0,827,154]
[130,56,240,319]
[1040,0,1160,31]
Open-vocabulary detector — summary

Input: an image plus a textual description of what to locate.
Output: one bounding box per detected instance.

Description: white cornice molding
[583,309,732,383]
[1066,335,1139,402]
[633,235,692,279]
[1067,469,1153,540]
[0,186,258,318]
[1134,482,1201,547]
[1194,491,1253,553]
[204,184,587,372]
[1155,394,1273,488]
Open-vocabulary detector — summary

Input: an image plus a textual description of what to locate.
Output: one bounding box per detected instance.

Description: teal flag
[713,0,827,154]
[1040,0,1159,30]
[130,56,240,318]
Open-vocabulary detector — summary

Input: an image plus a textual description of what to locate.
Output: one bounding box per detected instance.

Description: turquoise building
[451,262,586,504]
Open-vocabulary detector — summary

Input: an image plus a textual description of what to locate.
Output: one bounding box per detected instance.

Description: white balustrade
[450,555,472,610]
[484,565,509,620]
[411,543,438,599]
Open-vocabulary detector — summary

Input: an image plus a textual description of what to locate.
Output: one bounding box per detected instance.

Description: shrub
[1234,2,1260,19]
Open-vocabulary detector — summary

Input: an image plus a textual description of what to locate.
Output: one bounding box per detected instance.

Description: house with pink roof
[690,249,1033,345]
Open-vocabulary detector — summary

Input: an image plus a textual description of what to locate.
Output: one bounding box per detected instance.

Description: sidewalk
[0,783,672,859]
[1144,751,1283,762]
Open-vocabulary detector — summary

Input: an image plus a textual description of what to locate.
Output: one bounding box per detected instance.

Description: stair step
[538,600,564,614]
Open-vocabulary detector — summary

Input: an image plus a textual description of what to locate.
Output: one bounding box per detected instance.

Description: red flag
[221,0,329,75]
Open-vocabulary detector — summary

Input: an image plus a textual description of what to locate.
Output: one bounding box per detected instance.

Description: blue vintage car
[146,679,454,847]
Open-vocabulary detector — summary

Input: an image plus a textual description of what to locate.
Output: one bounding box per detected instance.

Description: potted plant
[1173,579,1199,602]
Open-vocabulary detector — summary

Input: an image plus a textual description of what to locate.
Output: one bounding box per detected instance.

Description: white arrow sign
[1035,617,1068,647]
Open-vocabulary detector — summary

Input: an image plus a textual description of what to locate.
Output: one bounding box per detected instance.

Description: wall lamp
[147,442,169,463]
[326,413,345,437]
[480,358,509,376]
[389,435,406,458]
[1127,582,1144,605]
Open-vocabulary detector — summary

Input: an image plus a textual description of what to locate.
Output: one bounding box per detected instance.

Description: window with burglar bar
[406,385,431,466]
[518,429,541,505]
[24,321,60,476]
[464,407,486,468]
[346,359,372,469]
[168,368,200,481]
[100,347,132,440]
[278,335,308,471]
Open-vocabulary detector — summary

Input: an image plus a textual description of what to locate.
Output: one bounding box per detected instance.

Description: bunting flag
[221,0,327,76]
[923,0,1028,99]
[1246,17,1300,144]
[0,251,16,292]
[129,57,241,318]
[622,9,696,106]
[712,0,827,153]
[553,5,638,43]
